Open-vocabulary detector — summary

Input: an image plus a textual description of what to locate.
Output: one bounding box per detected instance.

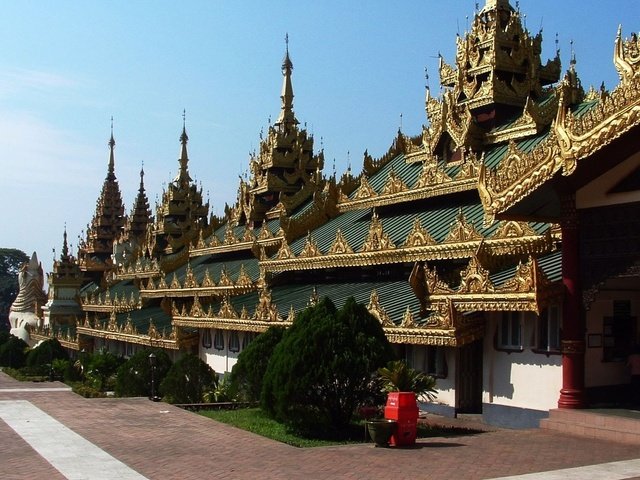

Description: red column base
[558,388,587,409]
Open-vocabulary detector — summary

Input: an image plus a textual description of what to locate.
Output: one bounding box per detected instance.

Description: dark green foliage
[85,350,124,391]
[261,297,395,437]
[69,382,107,398]
[160,354,217,404]
[0,330,10,346]
[115,349,172,397]
[229,326,284,401]
[0,248,29,326]
[26,338,68,369]
[377,360,438,400]
[0,334,28,368]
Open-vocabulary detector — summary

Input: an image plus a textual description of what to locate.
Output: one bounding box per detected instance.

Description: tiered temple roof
[52,0,640,354]
[78,129,125,276]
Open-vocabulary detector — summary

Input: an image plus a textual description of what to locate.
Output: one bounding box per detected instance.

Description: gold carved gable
[223,223,237,245]
[254,288,281,322]
[170,273,181,289]
[401,307,417,328]
[276,239,294,260]
[352,176,377,200]
[184,263,197,288]
[201,269,215,287]
[458,255,494,294]
[360,212,396,252]
[299,232,322,258]
[258,222,273,240]
[218,296,239,319]
[415,163,452,189]
[218,267,233,287]
[190,295,205,317]
[236,264,253,287]
[491,220,537,239]
[381,169,408,195]
[403,218,436,248]
[328,228,354,255]
[443,209,482,243]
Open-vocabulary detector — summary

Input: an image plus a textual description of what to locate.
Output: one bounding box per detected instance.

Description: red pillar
[558,194,587,409]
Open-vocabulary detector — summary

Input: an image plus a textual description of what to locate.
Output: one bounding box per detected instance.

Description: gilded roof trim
[479,29,640,223]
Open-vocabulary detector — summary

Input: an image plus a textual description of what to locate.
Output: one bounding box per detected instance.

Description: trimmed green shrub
[115,349,172,397]
[69,381,106,398]
[26,338,68,369]
[0,334,28,368]
[85,350,124,391]
[229,326,284,401]
[261,297,395,437]
[160,354,217,404]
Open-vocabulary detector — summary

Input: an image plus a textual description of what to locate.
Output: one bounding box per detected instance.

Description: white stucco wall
[483,313,562,412]
[199,328,247,376]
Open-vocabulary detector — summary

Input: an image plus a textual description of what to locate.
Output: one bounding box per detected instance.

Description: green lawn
[200,407,483,448]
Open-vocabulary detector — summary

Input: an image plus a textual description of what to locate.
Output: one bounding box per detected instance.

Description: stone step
[540,409,640,445]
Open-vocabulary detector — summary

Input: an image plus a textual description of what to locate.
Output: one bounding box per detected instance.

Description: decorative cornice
[410,254,558,315]
[262,216,552,273]
[81,290,140,313]
[77,312,188,350]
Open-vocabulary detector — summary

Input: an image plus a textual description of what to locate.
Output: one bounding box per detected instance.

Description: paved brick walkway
[1,372,640,480]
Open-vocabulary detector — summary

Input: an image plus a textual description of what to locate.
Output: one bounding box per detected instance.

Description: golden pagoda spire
[276,33,298,129]
[175,110,192,185]
[108,116,116,180]
[61,225,69,259]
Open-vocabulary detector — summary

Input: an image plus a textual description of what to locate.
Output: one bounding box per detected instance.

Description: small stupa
[9,252,47,344]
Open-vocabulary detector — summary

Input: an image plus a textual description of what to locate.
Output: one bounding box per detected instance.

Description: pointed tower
[78,123,125,280]
[150,116,209,257]
[235,36,324,225]
[438,0,561,115]
[43,227,83,328]
[124,166,152,242]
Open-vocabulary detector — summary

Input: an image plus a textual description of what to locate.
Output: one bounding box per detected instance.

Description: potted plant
[377,360,437,446]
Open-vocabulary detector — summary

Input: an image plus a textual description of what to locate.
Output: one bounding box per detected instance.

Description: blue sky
[1,0,638,274]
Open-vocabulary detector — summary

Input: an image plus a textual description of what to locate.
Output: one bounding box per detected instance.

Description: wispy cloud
[0,67,79,97]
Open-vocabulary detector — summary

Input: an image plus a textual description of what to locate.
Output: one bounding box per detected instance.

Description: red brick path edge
[1,372,639,480]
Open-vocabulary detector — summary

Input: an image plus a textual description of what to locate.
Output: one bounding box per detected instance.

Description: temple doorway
[456,339,483,413]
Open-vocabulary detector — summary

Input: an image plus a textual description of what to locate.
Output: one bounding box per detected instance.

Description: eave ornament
[360,211,395,252]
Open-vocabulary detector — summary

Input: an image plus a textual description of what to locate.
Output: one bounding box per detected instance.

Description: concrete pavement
[1,372,640,480]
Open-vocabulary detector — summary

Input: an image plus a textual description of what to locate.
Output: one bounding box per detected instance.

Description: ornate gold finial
[276,33,298,128]
[107,117,115,178]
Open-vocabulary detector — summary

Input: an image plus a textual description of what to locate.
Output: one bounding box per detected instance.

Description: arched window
[213,330,225,351]
[202,329,212,349]
[229,332,241,353]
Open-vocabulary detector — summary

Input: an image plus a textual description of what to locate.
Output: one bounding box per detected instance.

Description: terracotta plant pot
[366,419,397,447]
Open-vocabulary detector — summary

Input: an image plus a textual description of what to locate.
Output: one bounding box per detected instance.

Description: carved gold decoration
[415,163,452,188]
[360,212,395,252]
[367,290,394,327]
[328,229,354,254]
[218,296,239,319]
[403,218,436,248]
[299,232,322,258]
[443,209,482,243]
[352,175,377,200]
[254,288,281,322]
[380,169,408,195]
[480,27,640,222]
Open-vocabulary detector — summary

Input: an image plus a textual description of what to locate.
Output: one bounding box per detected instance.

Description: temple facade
[33,0,640,428]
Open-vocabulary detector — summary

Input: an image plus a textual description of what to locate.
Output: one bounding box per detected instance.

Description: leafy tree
[261,297,395,437]
[25,338,69,370]
[0,334,28,368]
[85,350,124,391]
[115,348,172,397]
[229,326,284,401]
[159,354,217,404]
[0,248,29,327]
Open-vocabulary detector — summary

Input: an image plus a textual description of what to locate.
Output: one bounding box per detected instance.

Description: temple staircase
[540,408,640,445]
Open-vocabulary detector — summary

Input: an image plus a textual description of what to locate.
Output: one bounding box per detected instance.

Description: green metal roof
[489,249,562,287]
[284,197,549,257]
[203,278,422,327]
